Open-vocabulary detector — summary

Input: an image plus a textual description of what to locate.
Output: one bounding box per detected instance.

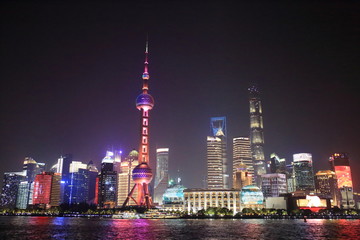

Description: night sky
[1,1,359,191]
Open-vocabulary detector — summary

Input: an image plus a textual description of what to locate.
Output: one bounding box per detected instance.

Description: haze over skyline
[1,1,359,191]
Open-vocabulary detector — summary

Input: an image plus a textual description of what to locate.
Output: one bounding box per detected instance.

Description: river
[0,216,359,239]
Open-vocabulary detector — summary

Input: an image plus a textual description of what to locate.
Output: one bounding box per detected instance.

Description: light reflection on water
[0,216,359,240]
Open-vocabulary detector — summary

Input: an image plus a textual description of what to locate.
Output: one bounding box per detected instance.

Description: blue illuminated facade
[240,185,264,205]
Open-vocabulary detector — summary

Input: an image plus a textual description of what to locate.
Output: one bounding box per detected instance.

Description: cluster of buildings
[0,149,173,210]
[183,86,357,214]
[0,43,357,215]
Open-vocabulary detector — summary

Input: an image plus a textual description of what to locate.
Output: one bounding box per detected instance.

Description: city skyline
[1,1,359,192]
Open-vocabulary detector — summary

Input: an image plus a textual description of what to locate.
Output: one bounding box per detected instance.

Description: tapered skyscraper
[153,148,169,205]
[249,85,266,186]
[122,40,154,209]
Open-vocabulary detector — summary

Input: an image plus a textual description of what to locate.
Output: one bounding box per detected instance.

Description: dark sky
[1,1,359,191]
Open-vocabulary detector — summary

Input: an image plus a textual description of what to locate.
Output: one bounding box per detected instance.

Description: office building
[0,172,26,209]
[65,161,91,204]
[207,116,228,189]
[233,137,254,183]
[23,157,44,182]
[117,150,139,207]
[233,161,252,190]
[32,172,61,208]
[154,148,169,205]
[292,153,315,191]
[269,153,286,174]
[207,136,224,189]
[261,173,287,197]
[314,170,338,207]
[16,181,31,209]
[87,161,99,204]
[97,151,117,208]
[249,85,266,185]
[329,153,355,209]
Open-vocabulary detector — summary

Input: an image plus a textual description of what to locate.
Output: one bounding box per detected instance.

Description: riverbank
[1,212,359,219]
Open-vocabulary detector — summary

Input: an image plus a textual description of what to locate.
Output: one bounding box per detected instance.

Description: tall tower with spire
[122,40,154,209]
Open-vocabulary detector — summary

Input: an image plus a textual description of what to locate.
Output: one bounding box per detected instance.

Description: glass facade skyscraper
[249,86,266,186]
[154,148,169,205]
[0,172,26,209]
[292,153,315,191]
[233,136,253,184]
[207,116,228,189]
[98,151,117,208]
[117,150,139,207]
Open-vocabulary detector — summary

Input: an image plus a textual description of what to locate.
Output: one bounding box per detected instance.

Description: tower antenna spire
[142,36,149,92]
[123,37,155,209]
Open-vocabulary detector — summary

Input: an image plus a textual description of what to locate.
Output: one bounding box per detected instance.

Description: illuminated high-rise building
[329,153,355,209]
[87,161,99,204]
[154,148,169,205]
[249,85,266,186]
[233,161,252,190]
[207,136,224,189]
[314,170,338,207]
[57,154,72,203]
[14,157,45,209]
[65,161,90,204]
[261,173,287,197]
[233,137,253,183]
[329,153,353,189]
[117,150,139,207]
[292,153,315,191]
[23,157,43,182]
[97,151,117,208]
[122,41,154,209]
[0,172,26,209]
[32,172,61,208]
[207,116,228,189]
[269,153,286,174]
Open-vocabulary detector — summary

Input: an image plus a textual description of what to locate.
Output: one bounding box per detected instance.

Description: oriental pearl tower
[122,40,154,209]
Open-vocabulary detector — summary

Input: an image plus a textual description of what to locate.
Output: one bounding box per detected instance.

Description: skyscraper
[233,137,253,183]
[269,153,286,174]
[154,148,169,205]
[122,40,154,209]
[0,172,26,209]
[117,150,139,207]
[329,153,355,209]
[207,136,223,189]
[249,85,266,185]
[314,170,338,207]
[97,151,117,208]
[57,154,72,203]
[15,157,45,209]
[23,157,43,182]
[87,161,99,204]
[292,153,315,191]
[329,153,353,189]
[65,161,89,204]
[32,172,61,208]
[261,173,287,197]
[207,116,228,189]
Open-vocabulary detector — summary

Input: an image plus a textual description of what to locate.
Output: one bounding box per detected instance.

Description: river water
[0,216,359,239]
